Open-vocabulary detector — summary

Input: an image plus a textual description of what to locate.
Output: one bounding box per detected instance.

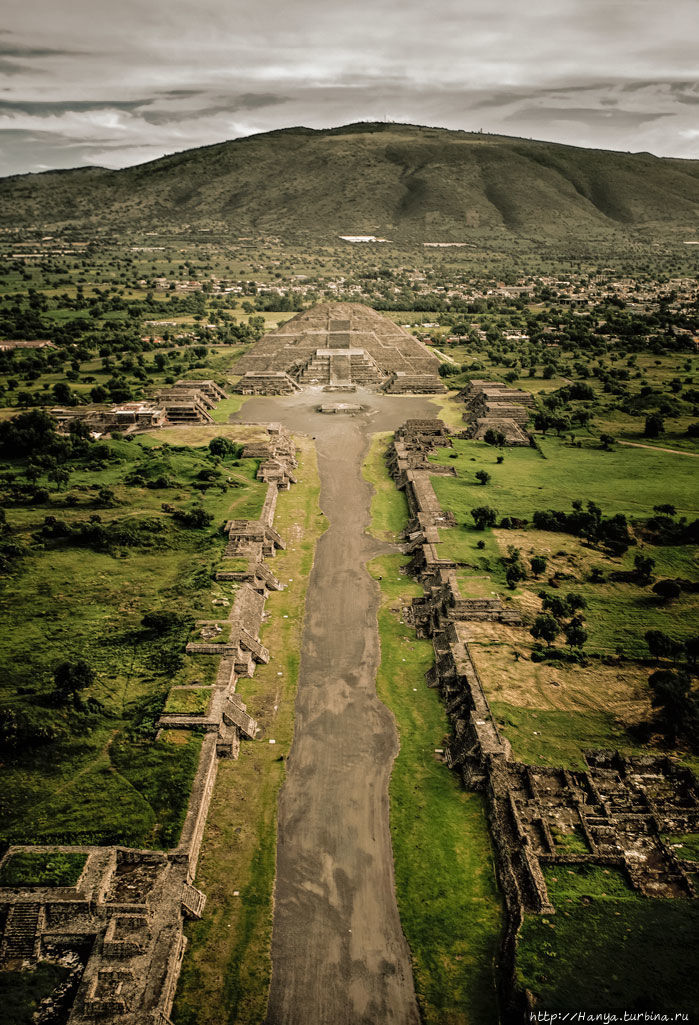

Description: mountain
[1,122,699,242]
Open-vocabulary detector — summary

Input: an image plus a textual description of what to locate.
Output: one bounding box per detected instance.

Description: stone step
[222,696,258,739]
[239,627,270,664]
[1,902,41,962]
[181,883,207,920]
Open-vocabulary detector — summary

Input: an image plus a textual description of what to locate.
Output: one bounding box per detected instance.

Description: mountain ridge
[1,121,698,242]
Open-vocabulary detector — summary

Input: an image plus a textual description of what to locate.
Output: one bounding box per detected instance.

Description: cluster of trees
[36,513,169,553]
[646,629,699,664]
[641,507,699,547]
[530,591,588,653]
[532,500,633,555]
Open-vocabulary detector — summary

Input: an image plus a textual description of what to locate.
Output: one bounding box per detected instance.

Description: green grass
[163,688,212,716]
[0,963,71,1025]
[365,432,410,540]
[490,702,640,770]
[430,436,698,521]
[173,655,221,688]
[2,731,202,848]
[0,850,86,887]
[663,832,699,862]
[517,865,699,1013]
[211,395,249,423]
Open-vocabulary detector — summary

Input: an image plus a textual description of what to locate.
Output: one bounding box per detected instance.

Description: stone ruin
[51,380,229,435]
[386,419,699,1017]
[318,402,363,414]
[459,379,534,445]
[0,424,299,1024]
[234,302,445,394]
[240,423,298,488]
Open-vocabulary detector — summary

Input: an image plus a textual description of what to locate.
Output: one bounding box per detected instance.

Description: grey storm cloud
[0,0,697,175]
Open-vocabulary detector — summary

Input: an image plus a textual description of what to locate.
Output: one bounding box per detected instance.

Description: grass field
[0,438,265,848]
[430,436,698,521]
[422,430,698,769]
[364,437,502,1025]
[0,850,86,887]
[517,865,699,1013]
[172,436,326,1025]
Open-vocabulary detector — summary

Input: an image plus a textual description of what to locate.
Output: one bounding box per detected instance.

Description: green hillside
[1,122,699,241]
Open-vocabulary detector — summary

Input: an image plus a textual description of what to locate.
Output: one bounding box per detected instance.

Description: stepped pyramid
[235,302,445,394]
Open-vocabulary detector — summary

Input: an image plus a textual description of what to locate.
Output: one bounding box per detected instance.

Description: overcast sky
[0,0,697,176]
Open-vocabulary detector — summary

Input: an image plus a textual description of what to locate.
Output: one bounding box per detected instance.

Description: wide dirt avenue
[234,391,435,1025]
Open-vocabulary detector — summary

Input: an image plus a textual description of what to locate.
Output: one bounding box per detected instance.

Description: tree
[564,621,588,649]
[530,556,547,578]
[533,412,553,435]
[645,629,683,661]
[506,563,526,589]
[684,636,699,666]
[652,579,681,604]
[599,433,615,450]
[0,409,59,458]
[48,466,70,490]
[648,670,699,748]
[173,505,213,528]
[475,470,490,485]
[530,614,559,648]
[53,659,95,704]
[471,506,498,530]
[644,413,665,438]
[541,593,568,620]
[52,381,74,405]
[208,437,240,459]
[633,553,655,585]
[565,592,587,614]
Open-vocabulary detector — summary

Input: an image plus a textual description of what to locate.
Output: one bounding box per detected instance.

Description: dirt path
[233,391,435,1025]
[617,440,699,457]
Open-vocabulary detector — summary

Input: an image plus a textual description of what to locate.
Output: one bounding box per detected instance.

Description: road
[234,391,434,1025]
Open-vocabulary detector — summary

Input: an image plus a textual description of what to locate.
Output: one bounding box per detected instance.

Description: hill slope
[1,122,699,241]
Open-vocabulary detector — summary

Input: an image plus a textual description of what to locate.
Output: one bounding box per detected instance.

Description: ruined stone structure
[234,303,445,394]
[241,422,298,488]
[51,381,228,435]
[386,420,698,1017]
[51,402,168,434]
[460,379,534,445]
[0,425,299,1024]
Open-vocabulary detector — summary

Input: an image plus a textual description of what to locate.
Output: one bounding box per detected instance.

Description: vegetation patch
[0,962,71,1025]
[517,865,699,1013]
[663,831,699,862]
[370,554,502,1025]
[163,688,212,716]
[0,423,259,847]
[0,850,87,888]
